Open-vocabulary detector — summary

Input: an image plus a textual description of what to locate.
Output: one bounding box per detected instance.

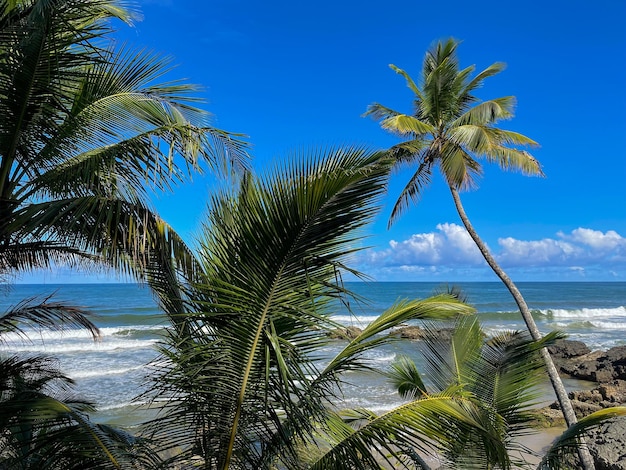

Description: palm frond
[321,295,475,382]
[539,408,626,470]
[310,393,509,470]
[387,355,428,400]
[450,96,517,127]
[388,154,433,227]
[145,147,393,468]
[439,143,481,190]
[0,295,99,341]
[462,62,507,95]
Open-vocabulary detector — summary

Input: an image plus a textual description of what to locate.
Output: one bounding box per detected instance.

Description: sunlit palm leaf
[146,147,393,468]
[309,394,509,470]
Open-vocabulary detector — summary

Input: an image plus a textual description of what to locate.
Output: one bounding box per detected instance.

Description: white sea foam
[0,325,161,343]
[543,306,626,319]
[0,338,159,354]
[70,365,145,379]
[589,321,626,330]
[330,315,376,327]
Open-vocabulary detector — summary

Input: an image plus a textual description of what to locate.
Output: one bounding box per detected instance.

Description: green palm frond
[389,64,425,101]
[380,114,435,137]
[388,153,433,226]
[0,295,100,341]
[450,96,517,127]
[146,147,393,468]
[321,295,475,382]
[473,330,565,428]
[539,408,626,470]
[0,0,249,287]
[309,393,509,470]
[386,355,428,400]
[0,354,159,469]
[462,62,507,95]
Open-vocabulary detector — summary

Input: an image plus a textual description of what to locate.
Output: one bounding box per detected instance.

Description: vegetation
[0,1,623,468]
[364,38,594,467]
[0,0,245,467]
[144,147,514,469]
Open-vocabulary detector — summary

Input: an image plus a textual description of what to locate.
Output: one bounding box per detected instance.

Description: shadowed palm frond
[0,354,161,469]
[0,295,100,341]
[309,393,509,470]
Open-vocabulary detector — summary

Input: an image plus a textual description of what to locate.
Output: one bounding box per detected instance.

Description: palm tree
[0,296,163,469]
[0,0,248,290]
[0,0,246,466]
[143,146,512,469]
[364,38,594,468]
[384,314,626,469]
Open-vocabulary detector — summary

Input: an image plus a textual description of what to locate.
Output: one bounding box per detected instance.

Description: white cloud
[498,228,626,267]
[365,223,484,268]
[357,225,626,281]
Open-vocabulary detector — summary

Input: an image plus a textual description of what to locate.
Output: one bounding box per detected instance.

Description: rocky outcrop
[390,326,454,341]
[536,380,626,424]
[560,345,626,383]
[548,339,591,362]
[557,416,626,470]
[327,326,363,339]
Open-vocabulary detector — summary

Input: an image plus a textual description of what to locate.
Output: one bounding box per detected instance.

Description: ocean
[1,282,624,427]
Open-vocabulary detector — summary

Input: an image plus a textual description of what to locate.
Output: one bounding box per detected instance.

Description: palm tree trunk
[449,186,595,470]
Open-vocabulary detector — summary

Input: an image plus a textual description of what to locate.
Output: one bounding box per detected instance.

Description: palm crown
[365,38,542,224]
[0,0,248,280]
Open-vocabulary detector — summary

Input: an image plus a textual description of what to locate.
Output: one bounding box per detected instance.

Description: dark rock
[391,326,454,341]
[543,381,626,421]
[327,326,362,340]
[559,347,626,383]
[549,339,592,359]
[560,416,626,470]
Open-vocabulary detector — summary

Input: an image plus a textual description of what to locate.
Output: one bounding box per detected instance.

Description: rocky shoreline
[536,340,626,470]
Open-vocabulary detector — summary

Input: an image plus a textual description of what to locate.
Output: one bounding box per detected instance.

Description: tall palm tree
[364,38,594,468]
[0,0,248,290]
[144,146,511,469]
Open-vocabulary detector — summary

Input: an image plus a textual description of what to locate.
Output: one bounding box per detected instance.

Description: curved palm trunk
[449,186,595,470]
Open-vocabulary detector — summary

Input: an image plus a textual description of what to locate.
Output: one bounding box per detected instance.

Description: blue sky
[21,0,626,283]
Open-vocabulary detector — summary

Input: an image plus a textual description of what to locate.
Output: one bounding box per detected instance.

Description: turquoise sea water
[1,282,624,426]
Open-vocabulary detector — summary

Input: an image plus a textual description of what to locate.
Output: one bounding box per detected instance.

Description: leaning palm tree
[144,147,511,469]
[365,38,594,468]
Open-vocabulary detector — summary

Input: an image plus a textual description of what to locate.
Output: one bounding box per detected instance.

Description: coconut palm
[0,0,246,466]
[364,38,594,468]
[143,146,513,469]
[0,0,248,291]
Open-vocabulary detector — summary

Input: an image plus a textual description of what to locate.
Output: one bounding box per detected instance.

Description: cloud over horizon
[357,225,626,281]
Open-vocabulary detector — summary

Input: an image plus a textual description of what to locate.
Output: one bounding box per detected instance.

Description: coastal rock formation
[536,379,626,424]
[558,416,626,470]
[548,339,591,361]
[561,346,626,383]
[390,326,454,341]
[327,326,363,339]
